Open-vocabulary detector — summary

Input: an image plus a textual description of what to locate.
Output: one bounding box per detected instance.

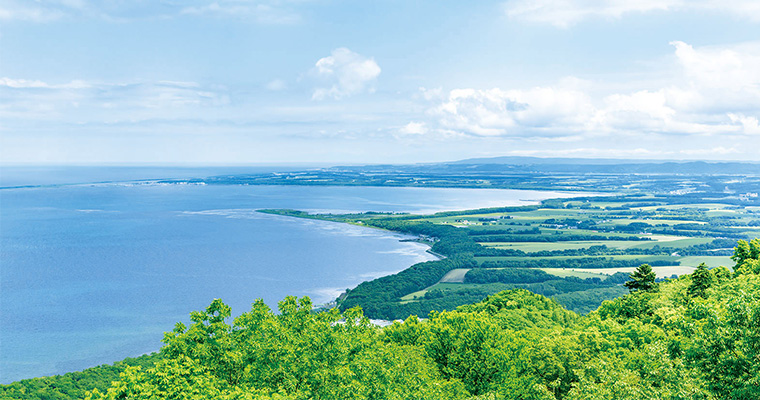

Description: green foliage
[456,289,579,330]
[732,238,760,276]
[480,257,676,269]
[686,275,760,399]
[91,296,469,400]
[596,290,658,323]
[464,268,555,284]
[462,269,629,314]
[13,241,760,400]
[711,265,732,283]
[687,263,713,298]
[0,354,161,400]
[551,286,629,315]
[624,263,657,292]
[86,356,242,400]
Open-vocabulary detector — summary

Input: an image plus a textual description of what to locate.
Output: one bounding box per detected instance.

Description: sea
[0,166,584,383]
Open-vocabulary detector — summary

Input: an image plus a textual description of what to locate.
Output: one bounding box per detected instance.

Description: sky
[1,0,759,165]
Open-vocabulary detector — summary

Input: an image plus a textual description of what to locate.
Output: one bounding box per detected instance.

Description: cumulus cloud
[412,41,760,140]
[672,41,760,92]
[428,86,594,137]
[728,113,760,135]
[311,48,381,100]
[504,0,760,27]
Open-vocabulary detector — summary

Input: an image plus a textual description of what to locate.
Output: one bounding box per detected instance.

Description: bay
[0,171,584,383]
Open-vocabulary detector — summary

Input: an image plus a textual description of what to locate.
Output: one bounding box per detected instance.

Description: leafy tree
[16,239,760,400]
[711,266,732,283]
[687,263,713,298]
[85,356,244,400]
[732,239,760,276]
[90,297,469,400]
[688,278,760,399]
[624,264,657,292]
[0,354,161,400]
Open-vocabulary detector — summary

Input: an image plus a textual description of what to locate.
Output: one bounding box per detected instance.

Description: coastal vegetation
[3,241,757,399]
[0,355,160,400]
[4,160,759,398]
[3,239,758,399]
[262,193,759,319]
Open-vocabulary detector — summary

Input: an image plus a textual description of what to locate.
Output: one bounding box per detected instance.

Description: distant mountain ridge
[444,157,760,175]
[450,156,670,165]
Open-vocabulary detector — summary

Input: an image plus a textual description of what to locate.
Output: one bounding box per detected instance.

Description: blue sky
[1,0,759,165]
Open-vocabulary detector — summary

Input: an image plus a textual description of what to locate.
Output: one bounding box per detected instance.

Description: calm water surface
[1,169,586,382]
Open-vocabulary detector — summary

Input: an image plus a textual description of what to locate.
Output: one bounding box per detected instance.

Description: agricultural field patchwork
[265,193,759,318]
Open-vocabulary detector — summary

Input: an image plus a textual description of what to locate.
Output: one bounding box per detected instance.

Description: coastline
[4,184,599,383]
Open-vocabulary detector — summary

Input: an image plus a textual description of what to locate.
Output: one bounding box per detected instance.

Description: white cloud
[0,78,50,88]
[0,78,91,89]
[399,121,427,135]
[671,41,760,92]
[504,0,676,28]
[0,0,307,23]
[503,0,760,27]
[0,78,230,123]
[311,48,381,100]
[429,86,594,137]
[698,0,760,22]
[0,1,65,22]
[180,1,301,24]
[728,113,760,135]
[412,41,760,141]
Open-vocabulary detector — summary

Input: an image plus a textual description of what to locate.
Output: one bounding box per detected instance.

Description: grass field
[475,238,705,251]
[399,268,473,301]
[399,290,427,302]
[558,266,696,278]
[599,218,706,226]
[639,203,736,211]
[475,254,678,264]
[677,256,733,268]
[432,282,512,292]
[631,237,713,249]
[438,268,470,283]
[538,268,611,280]
[480,241,642,251]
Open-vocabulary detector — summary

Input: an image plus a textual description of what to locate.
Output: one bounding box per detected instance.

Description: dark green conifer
[687,263,713,298]
[624,263,657,292]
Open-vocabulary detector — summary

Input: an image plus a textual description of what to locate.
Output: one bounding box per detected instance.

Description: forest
[3,239,758,399]
[1,238,757,399]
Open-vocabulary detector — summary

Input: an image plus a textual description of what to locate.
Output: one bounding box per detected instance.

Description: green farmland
[264,193,758,319]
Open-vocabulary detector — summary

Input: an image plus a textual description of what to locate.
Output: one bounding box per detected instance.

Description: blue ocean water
[0,168,582,383]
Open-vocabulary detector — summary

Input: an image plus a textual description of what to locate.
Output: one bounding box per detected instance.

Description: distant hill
[447,157,760,175]
[451,156,760,166]
[450,156,667,165]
